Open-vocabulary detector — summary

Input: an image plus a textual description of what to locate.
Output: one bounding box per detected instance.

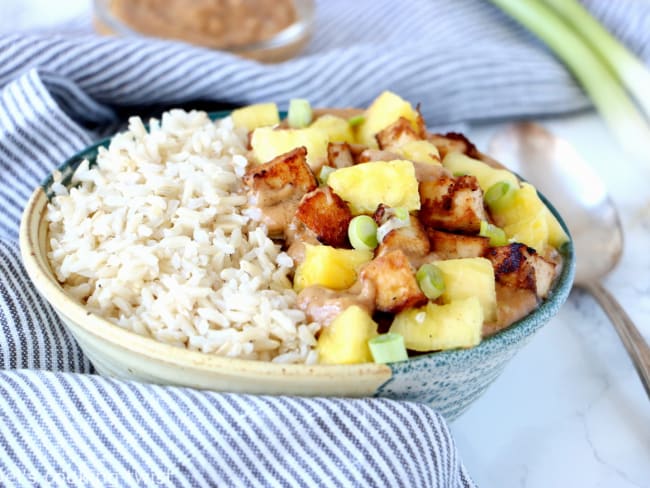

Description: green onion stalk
[479,221,508,247]
[287,98,313,128]
[318,165,335,185]
[489,0,650,160]
[543,0,650,122]
[484,181,516,212]
[348,114,366,127]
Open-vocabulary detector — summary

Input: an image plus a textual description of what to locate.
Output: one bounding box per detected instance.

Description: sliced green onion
[369,333,408,363]
[392,207,409,221]
[416,264,445,300]
[348,114,366,127]
[287,99,313,128]
[484,181,516,212]
[479,220,508,247]
[348,215,378,251]
[558,240,571,256]
[319,165,335,185]
[488,0,650,159]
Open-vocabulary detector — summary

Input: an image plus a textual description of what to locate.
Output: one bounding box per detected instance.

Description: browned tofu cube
[414,105,428,138]
[348,143,369,160]
[361,249,427,313]
[484,243,557,298]
[243,147,317,206]
[419,175,487,233]
[377,216,430,258]
[372,203,390,226]
[376,117,421,150]
[427,132,480,159]
[529,253,557,298]
[428,229,489,259]
[295,187,352,247]
[327,142,354,169]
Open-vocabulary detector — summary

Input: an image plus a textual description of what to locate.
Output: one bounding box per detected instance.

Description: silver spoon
[488,122,650,398]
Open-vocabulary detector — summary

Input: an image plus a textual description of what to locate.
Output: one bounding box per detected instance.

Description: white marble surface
[453,113,650,488]
[3,2,650,486]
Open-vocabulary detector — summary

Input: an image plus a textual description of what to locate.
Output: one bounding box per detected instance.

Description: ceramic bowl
[19,112,575,421]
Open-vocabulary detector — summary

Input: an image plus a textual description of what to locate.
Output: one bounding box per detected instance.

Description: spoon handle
[585,282,650,399]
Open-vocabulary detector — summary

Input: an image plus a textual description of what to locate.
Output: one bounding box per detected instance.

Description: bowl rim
[19,110,576,378]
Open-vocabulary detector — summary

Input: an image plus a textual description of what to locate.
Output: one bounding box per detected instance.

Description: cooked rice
[46,110,320,364]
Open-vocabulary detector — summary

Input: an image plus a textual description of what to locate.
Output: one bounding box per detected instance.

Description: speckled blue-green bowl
[20,111,575,421]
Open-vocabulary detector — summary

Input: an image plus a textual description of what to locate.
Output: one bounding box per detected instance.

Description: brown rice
[46,110,320,364]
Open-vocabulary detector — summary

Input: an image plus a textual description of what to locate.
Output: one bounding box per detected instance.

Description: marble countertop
[3,3,649,486]
[453,113,650,488]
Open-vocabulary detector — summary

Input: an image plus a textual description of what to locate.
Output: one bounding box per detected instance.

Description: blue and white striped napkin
[1,0,649,486]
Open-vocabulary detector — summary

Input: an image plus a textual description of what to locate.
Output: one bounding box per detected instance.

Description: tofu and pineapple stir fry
[233,92,568,365]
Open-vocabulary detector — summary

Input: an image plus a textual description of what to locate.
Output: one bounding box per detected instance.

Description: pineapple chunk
[294,245,373,292]
[545,209,569,248]
[317,306,378,364]
[327,160,420,214]
[433,258,497,323]
[389,297,483,351]
[492,183,568,250]
[503,211,548,252]
[251,127,329,169]
[492,183,542,225]
[231,103,279,131]
[310,115,355,144]
[397,140,440,165]
[442,152,518,192]
[358,91,419,147]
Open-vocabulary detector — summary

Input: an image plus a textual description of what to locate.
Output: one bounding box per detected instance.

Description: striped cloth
[1,0,648,486]
[0,370,474,487]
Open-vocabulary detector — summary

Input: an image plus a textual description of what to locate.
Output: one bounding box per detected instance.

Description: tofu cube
[295,187,352,247]
[428,229,489,259]
[361,249,427,313]
[419,175,487,233]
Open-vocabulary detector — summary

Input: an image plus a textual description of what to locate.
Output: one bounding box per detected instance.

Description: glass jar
[93,0,314,62]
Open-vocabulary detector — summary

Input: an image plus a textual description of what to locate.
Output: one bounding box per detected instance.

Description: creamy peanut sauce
[108,0,296,49]
[483,285,538,337]
[297,280,377,326]
[285,221,320,265]
[251,184,303,238]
